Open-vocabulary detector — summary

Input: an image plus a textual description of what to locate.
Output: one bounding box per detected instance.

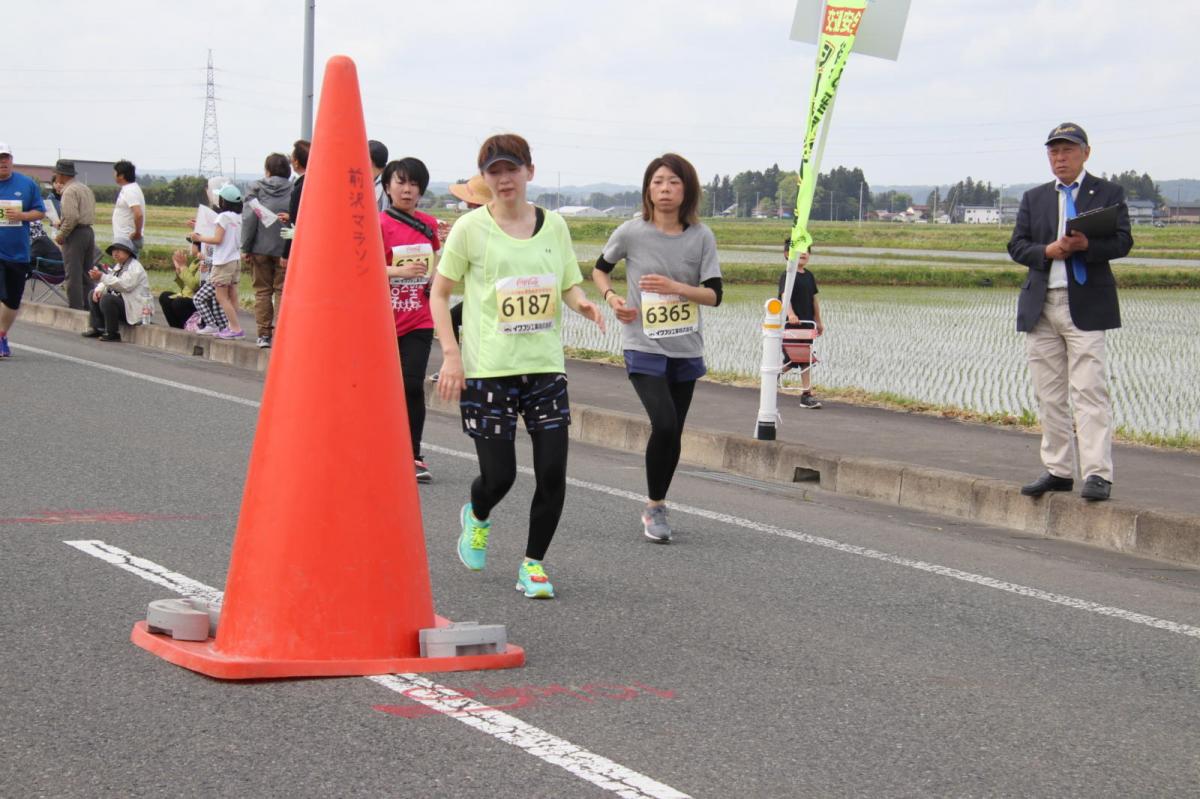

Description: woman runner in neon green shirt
[430,133,605,599]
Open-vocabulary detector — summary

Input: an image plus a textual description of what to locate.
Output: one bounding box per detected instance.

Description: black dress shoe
[81,328,102,338]
[1020,472,1074,496]
[1081,475,1112,502]
[98,332,122,342]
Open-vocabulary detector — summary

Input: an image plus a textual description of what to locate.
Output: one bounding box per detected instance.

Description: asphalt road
[3,324,1199,798]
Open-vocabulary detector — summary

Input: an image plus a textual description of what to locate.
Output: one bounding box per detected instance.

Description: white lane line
[64,540,691,799]
[38,347,1200,641]
[11,344,260,408]
[367,675,690,799]
[64,539,224,606]
[426,443,1200,641]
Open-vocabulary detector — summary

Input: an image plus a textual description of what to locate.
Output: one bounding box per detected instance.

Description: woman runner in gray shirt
[592,153,722,543]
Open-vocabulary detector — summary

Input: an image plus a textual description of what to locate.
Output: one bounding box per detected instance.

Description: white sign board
[790,0,911,61]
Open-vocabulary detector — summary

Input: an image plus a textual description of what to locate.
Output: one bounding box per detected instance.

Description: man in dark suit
[1008,123,1132,502]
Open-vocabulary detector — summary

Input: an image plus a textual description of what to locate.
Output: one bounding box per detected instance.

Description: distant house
[15,159,116,187]
[1127,199,1158,224]
[893,206,925,223]
[1167,201,1200,223]
[960,205,1000,224]
[556,205,602,217]
[600,206,636,218]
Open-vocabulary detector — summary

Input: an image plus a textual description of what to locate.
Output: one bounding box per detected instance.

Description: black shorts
[460,373,571,440]
[0,260,30,311]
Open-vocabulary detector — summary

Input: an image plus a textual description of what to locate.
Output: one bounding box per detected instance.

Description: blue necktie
[1059,182,1087,285]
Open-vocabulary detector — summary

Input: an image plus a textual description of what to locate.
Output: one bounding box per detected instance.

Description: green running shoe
[457,503,490,571]
[516,560,555,599]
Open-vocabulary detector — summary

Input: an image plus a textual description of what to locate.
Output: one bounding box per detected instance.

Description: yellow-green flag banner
[790,1,868,256]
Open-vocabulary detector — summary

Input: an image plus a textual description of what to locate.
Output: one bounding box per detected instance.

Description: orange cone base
[130,616,525,680]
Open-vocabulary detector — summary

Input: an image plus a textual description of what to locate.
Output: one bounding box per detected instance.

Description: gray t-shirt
[601,218,721,358]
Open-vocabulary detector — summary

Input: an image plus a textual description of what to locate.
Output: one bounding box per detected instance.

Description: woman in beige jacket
[82,237,153,342]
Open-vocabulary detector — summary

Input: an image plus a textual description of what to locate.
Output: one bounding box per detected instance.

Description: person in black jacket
[1007,123,1132,502]
[278,139,309,264]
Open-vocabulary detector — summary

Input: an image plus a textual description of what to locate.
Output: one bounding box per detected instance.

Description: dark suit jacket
[1007,173,1132,332]
[282,174,304,259]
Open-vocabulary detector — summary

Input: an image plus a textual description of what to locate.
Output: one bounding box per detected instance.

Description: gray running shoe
[641,504,672,543]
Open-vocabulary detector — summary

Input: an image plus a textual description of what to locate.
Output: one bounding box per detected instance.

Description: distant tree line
[925,177,1000,215]
[90,174,209,206]
[1102,170,1163,204]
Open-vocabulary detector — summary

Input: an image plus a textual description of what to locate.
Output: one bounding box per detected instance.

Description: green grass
[147,271,255,310]
[580,260,1200,289]
[110,202,1200,266]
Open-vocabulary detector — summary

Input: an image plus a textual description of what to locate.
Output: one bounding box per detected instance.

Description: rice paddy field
[565,284,1200,442]
[108,203,1200,443]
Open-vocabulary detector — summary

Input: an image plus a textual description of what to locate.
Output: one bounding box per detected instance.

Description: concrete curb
[21,301,1200,569]
[20,303,271,371]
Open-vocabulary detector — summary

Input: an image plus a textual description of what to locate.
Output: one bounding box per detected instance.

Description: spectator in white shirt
[112,160,146,254]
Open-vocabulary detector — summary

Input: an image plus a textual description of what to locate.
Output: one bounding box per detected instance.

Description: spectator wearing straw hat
[51,159,96,310]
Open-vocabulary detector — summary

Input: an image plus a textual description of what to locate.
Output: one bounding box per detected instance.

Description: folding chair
[26,257,68,305]
[781,321,819,377]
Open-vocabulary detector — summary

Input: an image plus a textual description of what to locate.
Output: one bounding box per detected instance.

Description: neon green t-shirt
[438,206,583,378]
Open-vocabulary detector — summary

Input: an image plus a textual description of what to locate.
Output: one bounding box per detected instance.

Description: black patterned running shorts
[460,373,571,440]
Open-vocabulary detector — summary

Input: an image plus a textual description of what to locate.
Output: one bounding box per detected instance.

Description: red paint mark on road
[374,681,676,720]
[0,509,205,525]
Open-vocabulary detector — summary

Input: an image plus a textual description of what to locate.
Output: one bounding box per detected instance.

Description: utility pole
[556,172,561,210]
[199,49,223,177]
[858,181,864,224]
[301,0,315,139]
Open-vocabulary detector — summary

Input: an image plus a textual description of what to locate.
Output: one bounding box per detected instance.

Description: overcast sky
[4,0,1197,189]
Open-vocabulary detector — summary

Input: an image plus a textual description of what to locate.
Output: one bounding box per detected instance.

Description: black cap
[1045,122,1088,147]
[53,159,78,177]
[479,149,525,172]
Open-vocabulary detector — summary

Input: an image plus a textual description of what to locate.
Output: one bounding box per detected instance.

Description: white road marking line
[64,539,224,606]
[427,443,1200,641]
[64,540,691,799]
[11,344,260,408]
[38,346,1200,642]
[367,675,690,799]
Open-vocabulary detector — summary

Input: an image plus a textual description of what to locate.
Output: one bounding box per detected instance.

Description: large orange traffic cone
[130,55,523,678]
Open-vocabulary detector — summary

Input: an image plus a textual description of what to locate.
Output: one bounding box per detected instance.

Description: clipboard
[1066,205,1119,238]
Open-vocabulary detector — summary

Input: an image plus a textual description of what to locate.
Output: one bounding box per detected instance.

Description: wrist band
[603,289,614,300]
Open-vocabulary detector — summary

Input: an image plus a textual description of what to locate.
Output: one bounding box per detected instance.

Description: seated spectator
[82,237,152,342]
[160,241,203,328]
[29,219,62,263]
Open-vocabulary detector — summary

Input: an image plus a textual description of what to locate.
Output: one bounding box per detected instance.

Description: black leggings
[470,428,568,561]
[398,328,433,459]
[629,374,696,502]
[158,292,195,328]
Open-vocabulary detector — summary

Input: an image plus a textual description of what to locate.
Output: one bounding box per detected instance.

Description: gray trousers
[62,225,95,310]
